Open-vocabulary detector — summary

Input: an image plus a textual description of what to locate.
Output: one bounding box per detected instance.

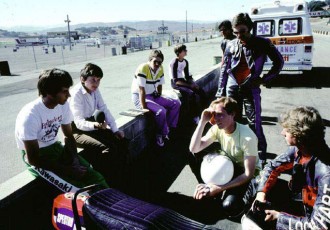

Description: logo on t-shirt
[41,115,62,142]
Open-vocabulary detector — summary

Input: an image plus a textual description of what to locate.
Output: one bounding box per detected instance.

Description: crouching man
[189,97,260,218]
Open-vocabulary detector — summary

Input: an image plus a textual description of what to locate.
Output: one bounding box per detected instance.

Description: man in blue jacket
[216,13,284,166]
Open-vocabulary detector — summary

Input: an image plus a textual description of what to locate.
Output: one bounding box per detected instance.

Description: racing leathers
[257,145,330,230]
[215,36,283,160]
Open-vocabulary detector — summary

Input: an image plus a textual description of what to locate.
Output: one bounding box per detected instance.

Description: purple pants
[132,93,180,136]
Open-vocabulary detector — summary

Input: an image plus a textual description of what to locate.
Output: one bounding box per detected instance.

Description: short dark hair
[218,20,233,31]
[80,63,103,80]
[38,68,73,97]
[174,44,187,56]
[232,13,254,31]
[210,97,238,116]
[149,50,164,62]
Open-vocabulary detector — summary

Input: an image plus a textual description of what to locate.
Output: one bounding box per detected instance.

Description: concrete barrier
[0,61,11,76]
[0,65,220,228]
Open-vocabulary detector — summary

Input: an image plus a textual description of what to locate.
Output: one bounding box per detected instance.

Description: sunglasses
[233,29,248,35]
[153,60,162,65]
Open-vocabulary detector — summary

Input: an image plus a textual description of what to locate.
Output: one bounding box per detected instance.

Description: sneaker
[193,116,200,124]
[164,135,170,141]
[156,135,164,147]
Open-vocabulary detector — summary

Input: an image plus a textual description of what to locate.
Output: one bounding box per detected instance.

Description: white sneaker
[156,135,164,147]
[193,116,200,124]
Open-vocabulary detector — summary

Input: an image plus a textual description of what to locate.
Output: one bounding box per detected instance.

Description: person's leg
[226,80,243,123]
[133,93,169,146]
[221,185,249,217]
[74,129,127,188]
[158,96,181,129]
[25,142,108,192]
[177,86,196,119]
[243,88,267,161]
[220,164,249,217]
[187,151,208,184]
[195,87,207,113]
[23,146,80,193]
[74,130,113,153]
[74,155,109,189]
[145,95,169,136]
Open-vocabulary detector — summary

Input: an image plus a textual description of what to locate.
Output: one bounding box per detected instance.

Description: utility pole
[185,10,188,43]
[158,20,168,34]
[158,20,168,42]
[64,15,72,50]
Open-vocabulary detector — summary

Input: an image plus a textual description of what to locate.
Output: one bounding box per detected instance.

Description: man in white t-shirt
[189,97,259,218]
[15,68,108,192]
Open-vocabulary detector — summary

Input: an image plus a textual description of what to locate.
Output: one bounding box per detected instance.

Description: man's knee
[173,99,181,109]
[222,194,245,217]
[155,108,166,119]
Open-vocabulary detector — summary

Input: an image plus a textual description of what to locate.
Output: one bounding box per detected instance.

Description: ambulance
[250,0,314,71]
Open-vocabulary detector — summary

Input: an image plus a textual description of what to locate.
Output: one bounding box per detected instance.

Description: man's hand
[265,210,280,222]
[71,157,80,167]
[252,192,267,212]
[193,183,222,199]
[64,164,88,180]
[94,121,107,130]
[251,77,264,88]
[115,130,125,139]
[194,184,211,199]
[201,108,214,123]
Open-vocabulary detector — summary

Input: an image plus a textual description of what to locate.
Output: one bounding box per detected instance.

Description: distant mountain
[4,20,217,34]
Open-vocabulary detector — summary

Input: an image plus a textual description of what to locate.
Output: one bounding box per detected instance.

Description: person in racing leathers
[215,13,284,166]
[253,106,330,229]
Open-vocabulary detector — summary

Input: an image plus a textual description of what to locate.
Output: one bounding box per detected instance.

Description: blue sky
[1,0,272,28]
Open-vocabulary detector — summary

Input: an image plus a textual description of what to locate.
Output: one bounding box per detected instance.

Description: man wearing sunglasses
[131,50,181,147]
[215,13,284,167]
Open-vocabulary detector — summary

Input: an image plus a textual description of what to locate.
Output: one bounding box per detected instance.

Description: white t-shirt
[15,98,73,150]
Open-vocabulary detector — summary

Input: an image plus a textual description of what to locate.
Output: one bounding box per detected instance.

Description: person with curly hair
[252,106,330,229]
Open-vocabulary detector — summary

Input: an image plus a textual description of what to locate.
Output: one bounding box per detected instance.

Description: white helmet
[200,153,234,185]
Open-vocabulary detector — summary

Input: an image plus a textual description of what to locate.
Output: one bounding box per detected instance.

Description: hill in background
[2,20,217,35]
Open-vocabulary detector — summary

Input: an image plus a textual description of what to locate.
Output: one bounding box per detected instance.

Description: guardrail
[313,29,330,35]
[0,65,220,229]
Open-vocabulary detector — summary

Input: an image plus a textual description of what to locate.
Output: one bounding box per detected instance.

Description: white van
[250,0,314,71]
